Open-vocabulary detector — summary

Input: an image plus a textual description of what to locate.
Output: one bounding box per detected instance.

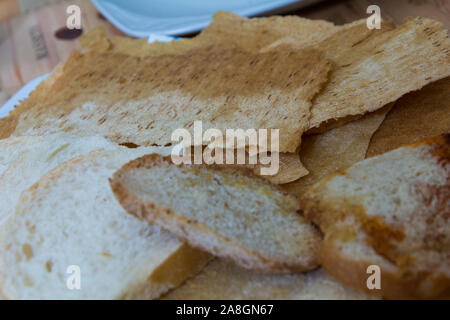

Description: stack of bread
[0,12,448,299]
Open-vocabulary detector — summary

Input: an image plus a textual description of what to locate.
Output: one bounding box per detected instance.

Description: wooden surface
[0,0,449,106]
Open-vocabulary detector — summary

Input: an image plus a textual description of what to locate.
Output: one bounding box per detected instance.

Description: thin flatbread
[196,11,339,52]
[307,17,450,129]
[253,152,309,184]
[80,12,339,57]
[0,63,65,139]
[9,46,331,153]
[283,105,392,197]
[366,77,450,157]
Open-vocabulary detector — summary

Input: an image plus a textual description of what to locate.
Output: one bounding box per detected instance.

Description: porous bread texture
[164,259,375,300]
[110,154,321,274]
[300,135,450,299]
[196,11,339,52]
[307,17,450,128]
[0,148,210,299]
[10,45,331,153]
[0,62,65,140]
[80,11,339,57]
[0,133,119,225]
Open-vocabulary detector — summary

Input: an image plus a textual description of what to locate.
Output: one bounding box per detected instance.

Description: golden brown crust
[110,154,321,274]
[320,238,450,300]
[300,134,450,299]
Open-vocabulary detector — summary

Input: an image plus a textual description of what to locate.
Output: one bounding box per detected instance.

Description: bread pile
[0,12,448,299]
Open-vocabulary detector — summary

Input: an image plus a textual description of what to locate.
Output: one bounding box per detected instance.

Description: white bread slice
[164,259,375,300]
[0,133,120,225]
[0,148,210,299]
[300,135,450,299]
[110,155,321,274]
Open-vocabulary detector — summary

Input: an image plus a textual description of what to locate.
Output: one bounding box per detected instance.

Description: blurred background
[0,0,449,106]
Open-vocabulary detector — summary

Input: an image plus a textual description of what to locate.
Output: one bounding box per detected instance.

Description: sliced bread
[0,133,119,225]
[0,148,210,299]
[110,154,322,274]
[164,259,374,300]
[300,135,450,299]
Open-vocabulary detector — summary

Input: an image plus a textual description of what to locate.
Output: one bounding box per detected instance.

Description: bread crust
[300,134,450,299]
[110,154,321,274]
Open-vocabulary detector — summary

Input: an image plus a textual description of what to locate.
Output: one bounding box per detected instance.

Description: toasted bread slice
[0,149,210,299]
[163,259,375,300]
[110,154,321,274]
[300,135,450,299]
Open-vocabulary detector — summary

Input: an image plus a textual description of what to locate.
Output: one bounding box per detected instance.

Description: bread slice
[0,149,210,299]
[163,259,375,300]
[300,135,450,299]
[0,133,121,225]
[110,154,321,274]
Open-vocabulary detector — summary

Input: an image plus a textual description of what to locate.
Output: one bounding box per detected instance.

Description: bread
[306,17,450,129]
[300,135,450,299]
[196,11,339,52]
[367,77,450,157]
[7,45,331,153]
[0,133,120,225]
[283,105,392,197]
[80,11,339,57]
[0,149,210,299]
[0,62,66,140]
[164,259,375,300]
[110,154,321,274]
[254,152,309,184]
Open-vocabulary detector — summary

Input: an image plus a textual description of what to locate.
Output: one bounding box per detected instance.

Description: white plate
[0,74,49,119]
[91,0,323,37]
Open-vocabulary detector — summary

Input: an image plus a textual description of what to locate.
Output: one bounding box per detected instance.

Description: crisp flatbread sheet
[366,77,450,157]
[80,11,339,57]
[282,105,392,197]
[9,46,331,153]
[253,152,309,184]
[306,17,450,129]
[163,259,373,300]
[196,11,339,51]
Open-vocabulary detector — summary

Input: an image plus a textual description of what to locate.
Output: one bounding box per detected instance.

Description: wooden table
[1,0,449,106]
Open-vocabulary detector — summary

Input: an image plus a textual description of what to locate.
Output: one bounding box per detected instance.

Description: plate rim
[91,0,312,37]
